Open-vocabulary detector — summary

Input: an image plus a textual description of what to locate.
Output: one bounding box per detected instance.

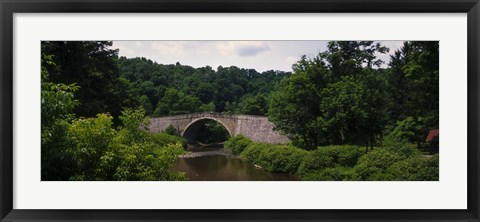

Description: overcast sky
[112,41,404,72]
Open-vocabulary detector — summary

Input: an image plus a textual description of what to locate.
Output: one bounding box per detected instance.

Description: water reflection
[172,148,298,181]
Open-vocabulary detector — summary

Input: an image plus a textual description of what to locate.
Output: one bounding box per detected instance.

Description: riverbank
[178,149,237,158]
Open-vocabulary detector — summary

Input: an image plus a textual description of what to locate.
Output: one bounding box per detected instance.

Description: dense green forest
[41,41,439,181]
[268,41,439,150]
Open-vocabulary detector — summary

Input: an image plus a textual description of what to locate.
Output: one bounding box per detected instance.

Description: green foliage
[163,124,178,135]
[236,94,268,115]
[241,143,308,173]
[42,41,139,119]
[151,132,187,148]
[354,149,404,180]
[382,141,420,159]
[387,41,439,128]
[120,107,150,131]
[318,77,369,145]
[139,95,153,115]
[384,117,422,143]
[267,41,438,151]
[237,141,436,181]
[42,105,187,181]
[41,55,79,132]
[199,102,216,112]
[297,150,334,175]
[224,134,253,155]
[153,88,201,116]
[117,57,290,115]
[66,114,116,180]
[320,41,389,79]
[387,154,439,181]
[268,42,391,150]
[41,82,79,127]
[107,142,185,181]
[117,107,151,143]
[41,55,80,180]
[301,166,357,181]
[267,63,327,150]
[297,145,365,176]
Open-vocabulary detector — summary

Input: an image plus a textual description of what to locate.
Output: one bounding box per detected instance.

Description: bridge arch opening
[182,118,232,145]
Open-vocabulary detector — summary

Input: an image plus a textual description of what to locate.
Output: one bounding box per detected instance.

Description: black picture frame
[1,0,479,221]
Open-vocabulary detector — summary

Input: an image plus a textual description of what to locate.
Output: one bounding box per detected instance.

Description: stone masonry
[149,112,289,144]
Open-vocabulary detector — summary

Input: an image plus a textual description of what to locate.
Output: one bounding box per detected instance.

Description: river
[171,146,298,181]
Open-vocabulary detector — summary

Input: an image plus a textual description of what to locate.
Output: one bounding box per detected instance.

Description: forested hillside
[117,57,290,116]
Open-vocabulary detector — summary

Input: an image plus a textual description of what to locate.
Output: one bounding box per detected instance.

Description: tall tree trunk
[369,131,374,150]
[340,125,345,144]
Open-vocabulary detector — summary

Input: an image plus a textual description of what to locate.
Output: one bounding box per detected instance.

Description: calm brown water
[172,147,298,181]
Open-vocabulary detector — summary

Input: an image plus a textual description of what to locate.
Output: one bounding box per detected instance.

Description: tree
[42,41,138,119]
[320,41,389,80]
[63,108,186,181]
[153,88,201,116]
[318,76,368,145]
[116,57,289,115]
[388,42,439,121]
[268,56,329,149]
[237,94,268,115]
[199,102,216,112]
[139,95,153,115]
[358,69,390,150]
[385,41,439,144]
[41,54,80,180]
[268,41,390,150]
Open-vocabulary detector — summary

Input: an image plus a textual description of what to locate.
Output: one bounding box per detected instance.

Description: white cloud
[112,41,404,72]
[112,41,143,57]
[151,42,188,58]
[215,41,270,57]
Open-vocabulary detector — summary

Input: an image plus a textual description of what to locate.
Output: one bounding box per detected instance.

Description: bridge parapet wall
[235,115,289,144]
[149,116,178,133]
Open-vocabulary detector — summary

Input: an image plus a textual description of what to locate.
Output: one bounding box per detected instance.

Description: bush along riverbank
[226,135,439,181]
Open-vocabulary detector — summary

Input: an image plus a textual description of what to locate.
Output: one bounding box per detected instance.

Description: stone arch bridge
[149,112,289,144]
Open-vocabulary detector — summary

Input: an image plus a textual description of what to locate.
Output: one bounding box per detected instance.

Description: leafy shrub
[58,108,186,181]
[66,114,116,179]
[224,134,252,155]
[383,116,433,147]
[107,142,185,181]
[116,107,152,144]
[335,146,365,166]
[354,148,404,180]
[297,151,334,176]
[301,166,357,181]
[384,116,419,143]
[297,145,364,176]
[151,132,187,148]
[382,140,420,159]
[387,154,439,181]
[240,143,267,162]
[241,143,308,173]
[164,124,178,135]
